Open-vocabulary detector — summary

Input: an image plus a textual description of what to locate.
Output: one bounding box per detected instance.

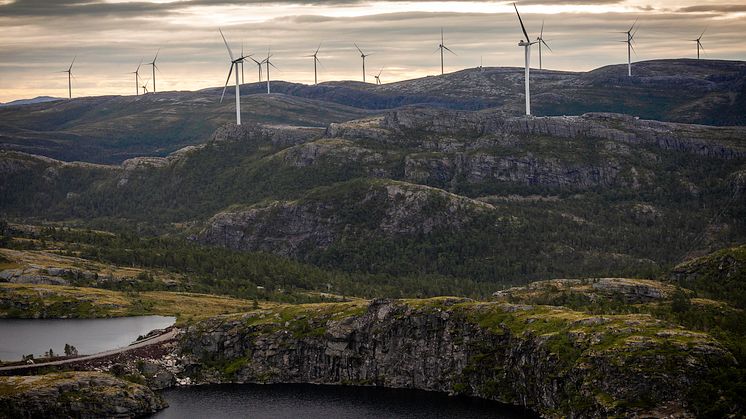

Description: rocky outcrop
[210,123,323,149]
[0,371,166,418]
[197,180,495,256]
[178,298,732,418]
[405,152,621,189]
[328,108,746,160]
[493,277,676,304]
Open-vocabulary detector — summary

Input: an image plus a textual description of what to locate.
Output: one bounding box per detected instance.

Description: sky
[0,0,745,102]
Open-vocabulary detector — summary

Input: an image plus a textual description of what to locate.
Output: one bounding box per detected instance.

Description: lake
[0,316,175,361]
[152,383,538,418]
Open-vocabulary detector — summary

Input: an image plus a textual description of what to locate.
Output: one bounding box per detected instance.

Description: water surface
[0,316,175,361]
[153,383,538,419]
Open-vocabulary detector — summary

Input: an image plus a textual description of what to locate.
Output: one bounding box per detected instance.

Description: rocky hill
[1,59,744,164]
[0,371,166,418]
[2,106,745,284]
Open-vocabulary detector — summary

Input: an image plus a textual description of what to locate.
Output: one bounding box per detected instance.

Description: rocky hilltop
[0,371,166,418]
[177,296,731,418]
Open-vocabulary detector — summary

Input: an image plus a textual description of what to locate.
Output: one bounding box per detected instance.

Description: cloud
[0,2,745,102]
[678,4,746,13]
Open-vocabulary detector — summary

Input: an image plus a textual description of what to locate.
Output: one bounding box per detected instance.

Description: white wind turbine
[249,57,263,82]
[536,21,552,70]
[218,28,251,125]
[354,43,371,83]
[141,78,150,94]
[264,49,279,94]
[370,67,383,85]
[61,56,76,99]
[691,28,706,60]
[436,28,456,75]
[307,44,322,85]
[130,59,142,96]
[147,49,160,92]
[619,19,638,77]
[513,3,537,116]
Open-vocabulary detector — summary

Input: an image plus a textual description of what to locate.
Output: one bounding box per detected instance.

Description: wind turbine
[354,43,371,83]
[61,57,75,99]
[691,28,706,60]
[370,67,383,85]
[130,59,142,96]
[141,78,150,94]
[307,44,322,84]
[536,21,552,70]
[249,57,263,82]
[147,49,160,92]
[265,49,279,94]
[219,29,251,125]
[436,28,456,75]
[619,19,638,77]
[513,3,537,116]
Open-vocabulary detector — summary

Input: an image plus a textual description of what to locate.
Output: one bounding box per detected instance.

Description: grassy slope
[0,283,259,324]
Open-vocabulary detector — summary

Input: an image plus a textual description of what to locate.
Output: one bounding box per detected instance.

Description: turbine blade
[69,56,76,71]
[219,28,235,61]
[444,45,456,55]
[540,20,544,38]
[153,48,160,62]
[629,17,638,32]
[630,43,638,57]
[354,43,363,55]
[315,42,321,55]
[269,62,279,70]
[513,3,531,42]
[541,39,552,52]
[220,64,234,103]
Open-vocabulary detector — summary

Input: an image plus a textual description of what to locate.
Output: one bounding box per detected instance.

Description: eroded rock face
[178,299,732,418]
[0,371,166,418]
[329,109,746,160]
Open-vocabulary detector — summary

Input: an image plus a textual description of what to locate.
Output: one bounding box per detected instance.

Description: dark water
[152,384,538,419]
[0,316,175,361]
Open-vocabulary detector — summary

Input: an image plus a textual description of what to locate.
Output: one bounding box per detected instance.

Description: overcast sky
[0,0,744,102]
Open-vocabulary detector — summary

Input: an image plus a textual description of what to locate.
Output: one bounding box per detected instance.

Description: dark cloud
[678,4,746,13]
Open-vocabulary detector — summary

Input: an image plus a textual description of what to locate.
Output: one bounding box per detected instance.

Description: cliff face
[179,298,731,418]
[198,179,496,257]
[0,371,166,418]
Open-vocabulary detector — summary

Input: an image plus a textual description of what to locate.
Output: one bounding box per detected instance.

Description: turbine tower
[219,29,250,125]
[691,28,706,60]
[620,19,638,77]
[437,28,456,75]
[370,67,383,85]
[142,78,150,94]
[514,3,537,116]
[147,49,160,92]
[61,57,76,99]
[354,43,370,83]
[250,57,263,82]
[307,44,322,84]
[130,60,142,96]
[536,21,552,70]
[265,49,279,94]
